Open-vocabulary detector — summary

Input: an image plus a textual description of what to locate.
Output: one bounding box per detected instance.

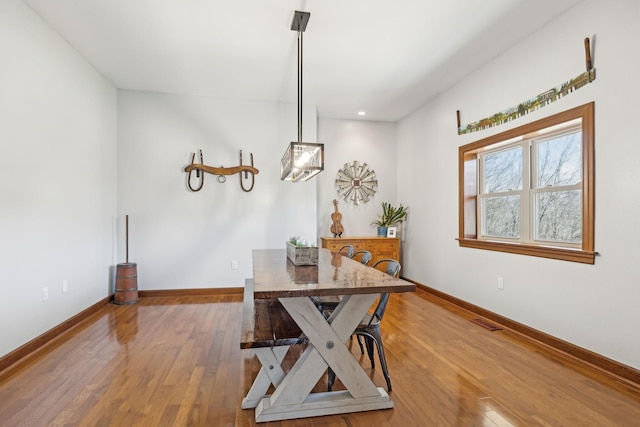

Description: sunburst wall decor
[335,161,378,205]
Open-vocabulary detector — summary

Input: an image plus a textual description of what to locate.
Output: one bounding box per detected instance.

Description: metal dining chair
[328,259,401,392]
[338,245,354,257]
[371,258,401,277]
[355,258,401,351]
[350,249,372,266]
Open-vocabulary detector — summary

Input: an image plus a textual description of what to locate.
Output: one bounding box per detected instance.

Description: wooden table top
[252,248,415,299]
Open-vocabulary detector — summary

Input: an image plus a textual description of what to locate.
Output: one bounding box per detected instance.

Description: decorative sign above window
[457,37,596,135]
[335,161,378,205]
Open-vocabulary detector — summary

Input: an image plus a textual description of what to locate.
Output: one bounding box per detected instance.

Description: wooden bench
[240,278,308,349]
[240,278,307,409]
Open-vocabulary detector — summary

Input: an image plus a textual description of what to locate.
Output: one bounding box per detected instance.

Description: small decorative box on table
[286,241,318,266]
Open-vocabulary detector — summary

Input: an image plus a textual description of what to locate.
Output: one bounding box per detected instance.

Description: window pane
[536,131,581,188]
[482,195,520,238]
[535,190,581,243]
[483,147,522,193]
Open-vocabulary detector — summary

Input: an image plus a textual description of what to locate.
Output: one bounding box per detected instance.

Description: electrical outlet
[63,279,68,293]
[231,260,238,270]
[42,287,49,301]
[497,276,504,290]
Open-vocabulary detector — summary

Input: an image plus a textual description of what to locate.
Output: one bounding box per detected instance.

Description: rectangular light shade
[280,142,324,182]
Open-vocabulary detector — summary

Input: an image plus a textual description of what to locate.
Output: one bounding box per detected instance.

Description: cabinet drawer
[364,241,397,251]
[322,238,364,252]
[373,246,399,261]
[323,241,342,252]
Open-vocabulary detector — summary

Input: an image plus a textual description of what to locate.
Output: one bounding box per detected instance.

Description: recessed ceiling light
[357,111,366,116]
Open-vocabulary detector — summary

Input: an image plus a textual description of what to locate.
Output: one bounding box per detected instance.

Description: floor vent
[471,318,503,331]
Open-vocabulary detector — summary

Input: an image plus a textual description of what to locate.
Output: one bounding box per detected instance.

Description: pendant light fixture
[280,11,324,182]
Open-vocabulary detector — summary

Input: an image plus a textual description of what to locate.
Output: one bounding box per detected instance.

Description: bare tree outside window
[536,190,581,242]
[534,131,582,243]
[536,132,581,187]
[484,147,522,192]
[483,195,520,238]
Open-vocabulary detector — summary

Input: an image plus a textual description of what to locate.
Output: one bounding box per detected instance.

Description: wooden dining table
[242,248,415,422]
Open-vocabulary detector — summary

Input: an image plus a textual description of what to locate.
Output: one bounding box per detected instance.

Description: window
[458,103,596,264]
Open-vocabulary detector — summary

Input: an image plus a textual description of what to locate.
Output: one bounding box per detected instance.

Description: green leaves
[371,202,408,227]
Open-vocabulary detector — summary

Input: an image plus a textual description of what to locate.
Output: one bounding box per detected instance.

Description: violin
[330,199,344,237]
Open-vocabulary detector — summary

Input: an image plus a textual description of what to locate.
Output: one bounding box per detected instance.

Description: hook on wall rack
[184,149,259,192]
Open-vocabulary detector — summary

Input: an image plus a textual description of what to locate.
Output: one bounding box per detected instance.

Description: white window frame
[477,123,582,249]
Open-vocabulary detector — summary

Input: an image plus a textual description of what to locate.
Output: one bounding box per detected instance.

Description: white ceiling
[23,0,582,122]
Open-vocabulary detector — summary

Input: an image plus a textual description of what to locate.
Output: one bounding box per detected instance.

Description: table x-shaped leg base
[242,346,289,409]
[253,294,393,422]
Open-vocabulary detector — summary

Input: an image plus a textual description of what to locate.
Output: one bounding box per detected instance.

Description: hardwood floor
[1,290,639,426]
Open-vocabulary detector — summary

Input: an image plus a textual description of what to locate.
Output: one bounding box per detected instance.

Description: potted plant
[371,202,408,236]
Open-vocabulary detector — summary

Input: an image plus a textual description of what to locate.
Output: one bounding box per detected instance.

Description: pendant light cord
[297,30,303,143]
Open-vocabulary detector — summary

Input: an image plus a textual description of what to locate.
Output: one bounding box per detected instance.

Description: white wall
[116,91,318,289]
[397,0,640,369]
[0,0,117,358]
[317,119,398,238]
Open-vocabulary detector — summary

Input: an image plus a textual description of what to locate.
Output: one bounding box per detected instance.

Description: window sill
[457,238,597,264]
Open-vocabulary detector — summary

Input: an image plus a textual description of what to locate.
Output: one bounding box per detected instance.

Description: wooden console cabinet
[321,236,400,266]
